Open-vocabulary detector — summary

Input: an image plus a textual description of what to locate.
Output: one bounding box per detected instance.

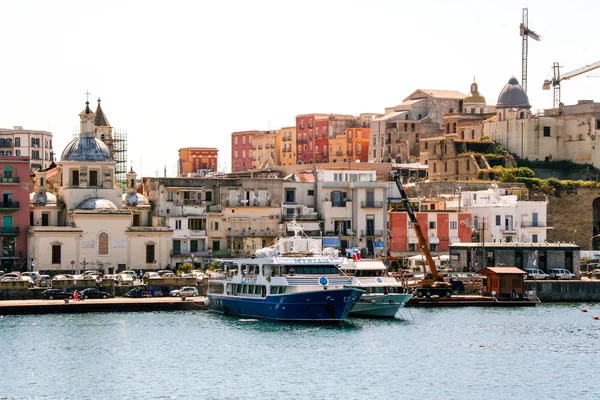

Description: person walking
[73,290,79,302]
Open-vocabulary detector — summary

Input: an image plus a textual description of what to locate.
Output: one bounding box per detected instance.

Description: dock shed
[479,267,526,299]
[449,242,580,275]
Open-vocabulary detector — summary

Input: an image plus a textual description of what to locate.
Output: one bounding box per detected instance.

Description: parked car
[83,270,104,278]
[118,273,134,285]
[120,270,138,279]
[169,286,198,297]
[21,272,40,282]
[37,275,52,287]
[79,288,110,299]
[143,271,160,279]
[20,276,35,287]
[157,270,174,277]
[591,269,600,280]
[41,289,72,300]
[126,287,149,298]
[549,268,576,280]
[1,273,20,281]
[525,268,549,280]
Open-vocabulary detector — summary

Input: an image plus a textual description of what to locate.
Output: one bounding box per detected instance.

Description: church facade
[27,100,171,274]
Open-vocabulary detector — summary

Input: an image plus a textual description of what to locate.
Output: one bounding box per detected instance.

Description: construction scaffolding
[111,129,128,192]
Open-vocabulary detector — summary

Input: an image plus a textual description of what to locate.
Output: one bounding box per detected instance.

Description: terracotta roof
[404,89,466,102]
[479,267,527,275]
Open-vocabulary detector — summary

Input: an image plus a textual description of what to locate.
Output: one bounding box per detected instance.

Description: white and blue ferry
[205,221,363,323]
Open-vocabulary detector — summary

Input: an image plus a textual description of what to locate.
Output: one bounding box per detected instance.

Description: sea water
[1,304,599,400]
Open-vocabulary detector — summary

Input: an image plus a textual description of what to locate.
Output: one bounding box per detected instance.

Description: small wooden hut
[479,267,526,299]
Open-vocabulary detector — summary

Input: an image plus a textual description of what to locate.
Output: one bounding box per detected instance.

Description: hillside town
[0,74,597,277]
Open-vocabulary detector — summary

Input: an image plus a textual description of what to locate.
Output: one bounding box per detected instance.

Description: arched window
[98,232,109,255]
[566,135,573,141]
[498,112,502,121]
[519,112,525,119]
[577,134,584,141]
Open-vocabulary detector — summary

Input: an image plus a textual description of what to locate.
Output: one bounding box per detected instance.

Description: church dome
[464,82,486,104]
[30,192,57,206]
[77,198,118,210]
[497,76,530,108]
[122,192,150,207]
[61,136,113,162]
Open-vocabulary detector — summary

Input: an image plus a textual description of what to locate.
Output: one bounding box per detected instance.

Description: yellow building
[279,126,296,166]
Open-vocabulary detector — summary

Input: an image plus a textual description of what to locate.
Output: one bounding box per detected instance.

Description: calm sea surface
[1,304,599,400]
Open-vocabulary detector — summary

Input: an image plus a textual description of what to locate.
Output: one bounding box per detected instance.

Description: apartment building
[0,127,54,172]
[0,156,30,271]
[178,147,218,176]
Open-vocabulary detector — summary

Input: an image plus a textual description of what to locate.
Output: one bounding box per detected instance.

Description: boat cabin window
[282,265,339,275]
[208,282,224,294]
[242,264,260,275]
[270,286,287,294]
[354,269,385,277]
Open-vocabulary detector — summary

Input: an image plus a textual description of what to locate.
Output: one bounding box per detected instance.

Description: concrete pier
[0,297,208,315]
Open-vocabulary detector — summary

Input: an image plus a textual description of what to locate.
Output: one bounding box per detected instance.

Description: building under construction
[73,98,128,192]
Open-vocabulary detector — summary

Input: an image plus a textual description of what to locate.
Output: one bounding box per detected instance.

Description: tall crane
[520,7,541,93]
[392,172,453,298]
[543,61,600,108]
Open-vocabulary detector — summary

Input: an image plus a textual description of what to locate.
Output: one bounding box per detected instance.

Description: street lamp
[590,234,600,258]
[571,229,577,243]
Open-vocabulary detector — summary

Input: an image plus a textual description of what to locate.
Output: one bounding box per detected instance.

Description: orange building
[346,127,370,163]
[178,147,219,176]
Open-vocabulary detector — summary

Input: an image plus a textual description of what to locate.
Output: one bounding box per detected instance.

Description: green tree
[176,262,194,275]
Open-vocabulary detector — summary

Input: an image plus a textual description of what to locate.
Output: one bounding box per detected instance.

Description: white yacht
[339,256,412,318]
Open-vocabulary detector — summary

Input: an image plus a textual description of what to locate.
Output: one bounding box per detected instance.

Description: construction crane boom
[543,60,600,108]
[520,7,541,93]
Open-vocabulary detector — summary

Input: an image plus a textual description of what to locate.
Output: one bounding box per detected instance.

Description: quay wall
[526,281,600,302]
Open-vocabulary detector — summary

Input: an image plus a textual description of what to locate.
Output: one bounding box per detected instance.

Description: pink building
[0,156,30,271]
[389,211,472,255]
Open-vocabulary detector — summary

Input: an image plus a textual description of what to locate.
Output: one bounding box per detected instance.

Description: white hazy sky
[1,0,599,176]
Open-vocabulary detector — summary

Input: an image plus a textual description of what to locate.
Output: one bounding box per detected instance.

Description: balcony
[211,249,232,258]
[308,134,313,140]
[0,227,19,235]
[283,212,318,220]
[500,226,518,233]
[385,139,392,144]
[347,137,353,142]
[251,145,256,150]
[330,201,348,208]
[521,222,547,228]
[0,202,19,211]
[258,145,262,149]
[360,230,383,237]
[171,250,192,257]
[0,177,19,184]
[282,148,288,153]
[321,152,328,157]
[361,200,383,208]
[347,150,353,155]
[297,139,308,144]
[336,151,343,156]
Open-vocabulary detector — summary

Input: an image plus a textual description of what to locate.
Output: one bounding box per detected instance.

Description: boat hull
[349,293,413,318]
[207,288,363,323]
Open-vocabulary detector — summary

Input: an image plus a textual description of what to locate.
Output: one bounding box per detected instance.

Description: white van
[525,268,548,280]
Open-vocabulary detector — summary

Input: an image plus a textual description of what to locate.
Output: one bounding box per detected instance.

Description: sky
[1,0,599,177]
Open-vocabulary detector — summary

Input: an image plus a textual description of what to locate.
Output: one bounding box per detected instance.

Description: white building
[460,186,549,244]
[28,101,171,274]
[284,169,387,256]
[0,126,54,172]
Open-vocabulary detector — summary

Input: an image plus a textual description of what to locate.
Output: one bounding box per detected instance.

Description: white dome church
[27,99,171,274]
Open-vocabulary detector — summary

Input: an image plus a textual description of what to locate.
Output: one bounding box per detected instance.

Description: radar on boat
[322,247,339,257]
